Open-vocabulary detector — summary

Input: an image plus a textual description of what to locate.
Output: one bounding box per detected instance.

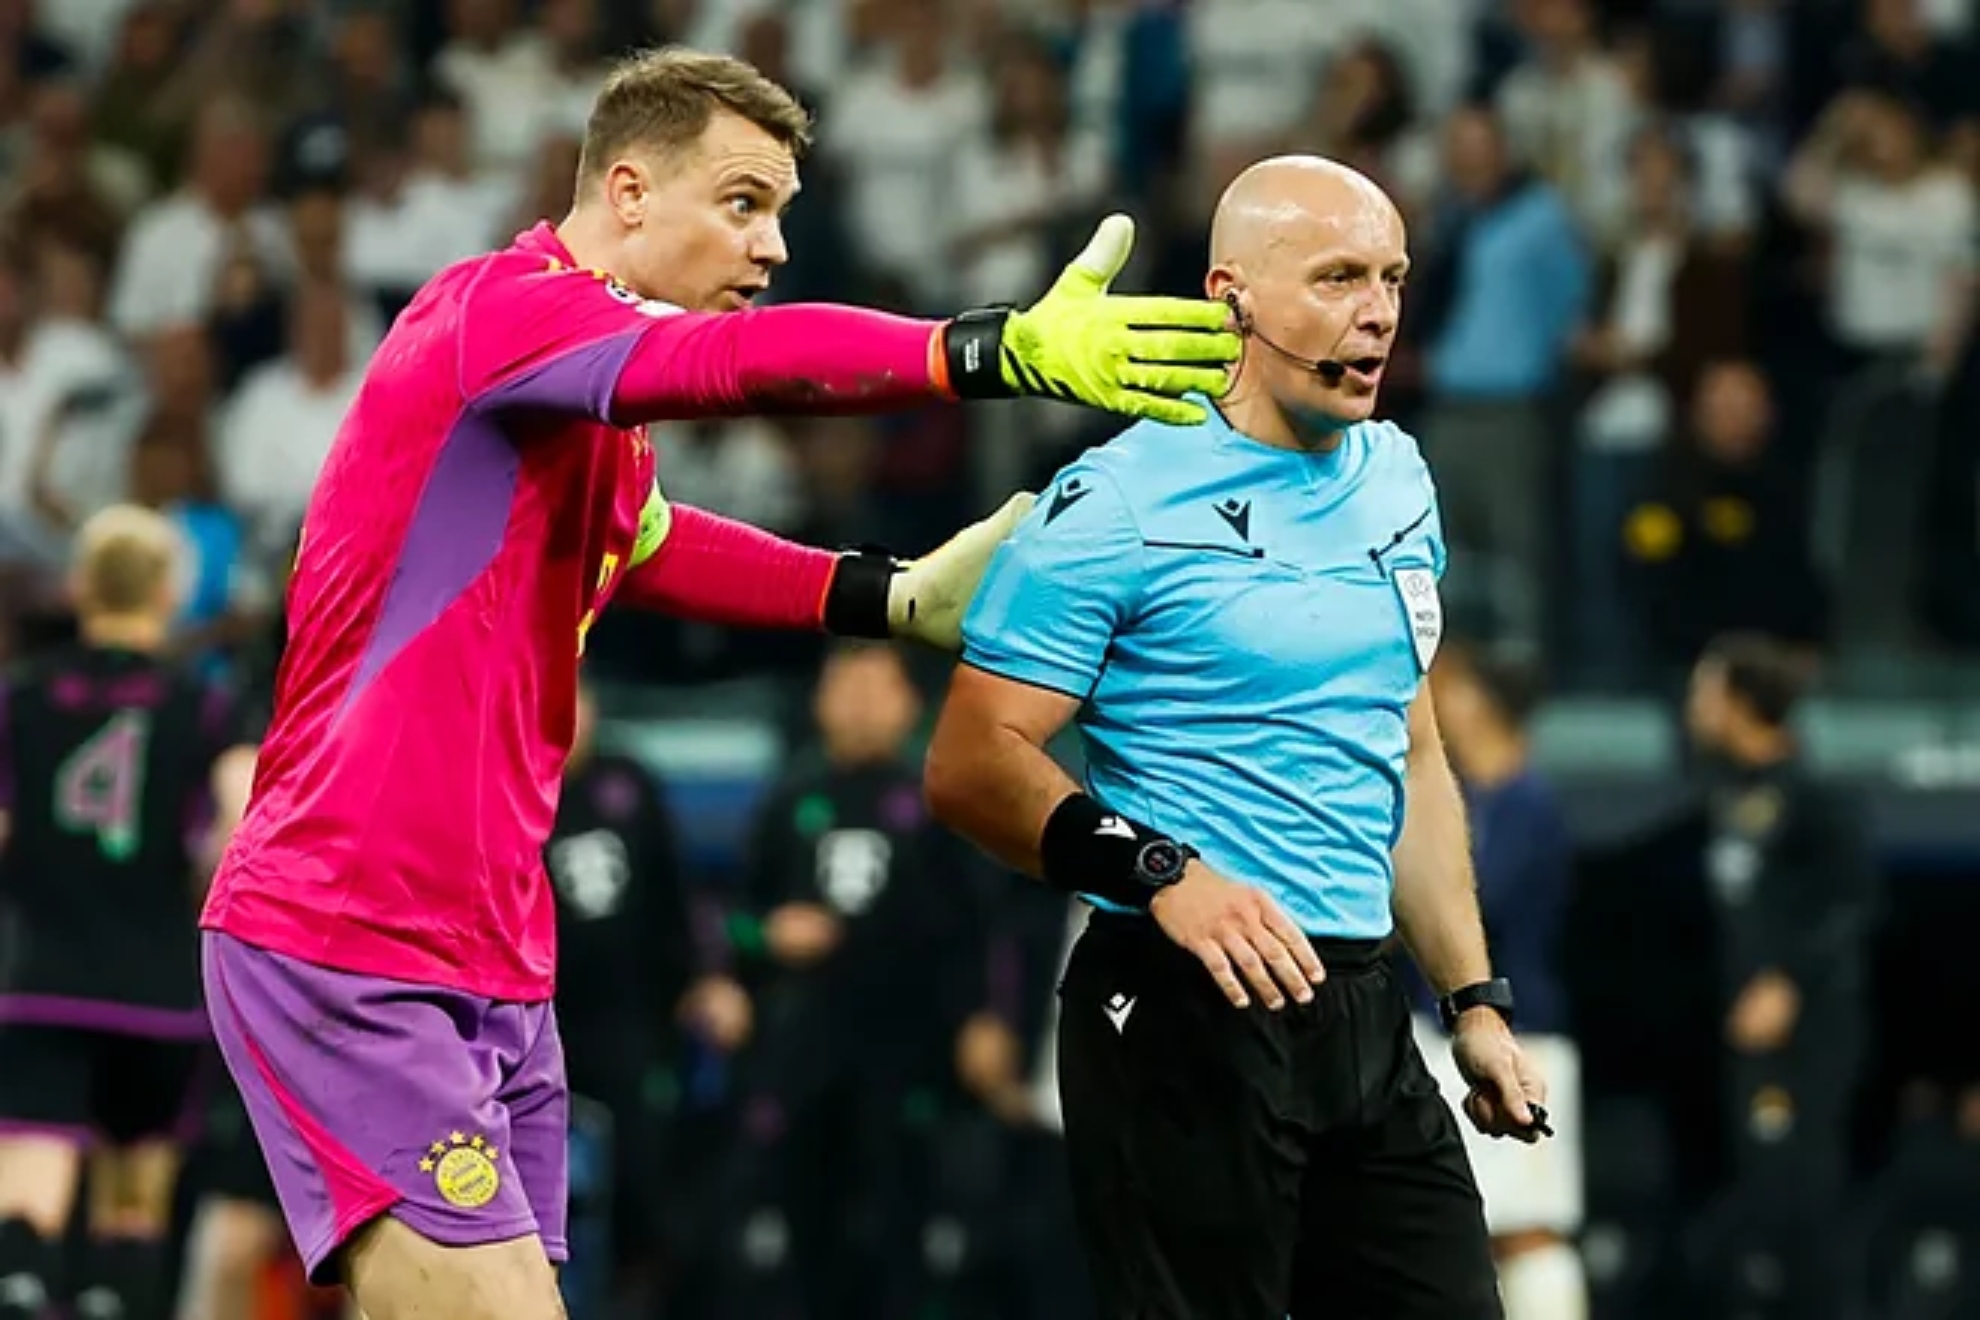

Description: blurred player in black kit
[711,643,980,1320]
[1684,632,1877,1320]
[0,506,257,1320]
[550,682,750,1311]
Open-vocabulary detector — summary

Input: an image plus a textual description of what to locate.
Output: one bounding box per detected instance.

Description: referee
[924,156,1549,1320]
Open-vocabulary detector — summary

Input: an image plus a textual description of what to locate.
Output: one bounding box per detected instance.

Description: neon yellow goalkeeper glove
[940,215,1240,427]
[818,494,1037,651]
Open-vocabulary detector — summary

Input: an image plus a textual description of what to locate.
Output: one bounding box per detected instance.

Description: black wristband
[944,308,1015,399]
[1039,793,1195,910]
[821,550,896,639]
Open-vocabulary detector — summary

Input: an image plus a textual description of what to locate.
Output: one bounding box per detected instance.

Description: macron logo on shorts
[1104,992,1136,1034]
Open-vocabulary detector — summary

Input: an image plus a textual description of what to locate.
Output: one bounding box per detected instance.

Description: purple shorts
[202,932,569,1283]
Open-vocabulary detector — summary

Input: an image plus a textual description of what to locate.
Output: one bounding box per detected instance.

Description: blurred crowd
[5,0,1980,693]
[4,2,1980,1320]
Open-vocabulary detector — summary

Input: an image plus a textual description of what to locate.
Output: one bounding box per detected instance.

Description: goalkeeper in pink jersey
[184,45,1238,1320]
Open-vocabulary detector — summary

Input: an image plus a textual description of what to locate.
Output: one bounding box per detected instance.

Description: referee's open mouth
[1340,356,1387,388]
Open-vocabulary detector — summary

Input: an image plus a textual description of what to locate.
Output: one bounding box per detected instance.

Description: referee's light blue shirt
[961,407,1446,940]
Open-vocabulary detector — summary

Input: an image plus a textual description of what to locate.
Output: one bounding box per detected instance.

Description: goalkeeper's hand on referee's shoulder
[940,214,1241,426]
[824,492,1037,653]
[886,492,1036,651]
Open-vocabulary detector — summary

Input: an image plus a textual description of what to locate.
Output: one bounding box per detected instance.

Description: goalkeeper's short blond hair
[578,46,812,184]
[72,504,184,618]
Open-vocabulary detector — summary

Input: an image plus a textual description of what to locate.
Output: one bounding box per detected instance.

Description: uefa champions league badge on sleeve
[421,1131,502,1209]
[1392,567,1442,672]
[600,274,683,319]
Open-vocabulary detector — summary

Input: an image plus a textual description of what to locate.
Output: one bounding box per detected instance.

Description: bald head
[1210,155,1401,273]
[1205,155,1409,438]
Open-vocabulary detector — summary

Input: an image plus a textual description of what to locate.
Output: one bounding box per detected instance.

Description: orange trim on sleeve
[814,555,841,628]
[927,324,956,400]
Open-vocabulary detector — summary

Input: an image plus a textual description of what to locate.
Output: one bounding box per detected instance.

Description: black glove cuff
[944,308,1015,400]
[1039,793,1194,910]
[821,550,897,639]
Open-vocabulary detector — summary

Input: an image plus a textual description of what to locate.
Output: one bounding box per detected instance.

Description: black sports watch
[1438,977,1516,1032]
[1133,839,1198,891]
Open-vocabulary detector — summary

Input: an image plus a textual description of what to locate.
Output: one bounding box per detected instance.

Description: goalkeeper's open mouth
[722,283,769,309]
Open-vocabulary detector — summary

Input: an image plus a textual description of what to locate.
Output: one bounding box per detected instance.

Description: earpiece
[1223,288,1348,383]
[1222,289,1249,332]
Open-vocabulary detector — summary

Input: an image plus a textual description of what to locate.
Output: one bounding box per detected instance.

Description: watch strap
[1439,977,1515,1031]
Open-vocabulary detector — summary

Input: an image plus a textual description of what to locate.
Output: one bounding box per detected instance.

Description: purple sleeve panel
[343,331,629,709]
[468,331,647,425]
[339,410,521,712]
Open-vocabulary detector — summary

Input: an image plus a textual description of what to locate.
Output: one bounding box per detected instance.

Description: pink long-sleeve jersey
[202,223,947,1000]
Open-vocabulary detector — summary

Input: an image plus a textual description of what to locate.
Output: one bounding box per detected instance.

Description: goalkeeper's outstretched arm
[608,302,961,421]
[608,216,1238,428]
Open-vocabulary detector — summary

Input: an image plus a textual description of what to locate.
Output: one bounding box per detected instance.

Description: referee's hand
[1149,862,1326,1010]
[1451,1011,1551,1144]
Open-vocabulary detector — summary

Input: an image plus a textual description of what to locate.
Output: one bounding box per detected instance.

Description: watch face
[1138,841,1186,883]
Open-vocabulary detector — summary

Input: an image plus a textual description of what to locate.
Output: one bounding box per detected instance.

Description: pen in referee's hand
[1525,1103,1553,1139]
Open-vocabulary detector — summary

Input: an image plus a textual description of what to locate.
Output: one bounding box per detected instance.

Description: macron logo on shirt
[1213,497,1252,542]
[1045,478,1092,526]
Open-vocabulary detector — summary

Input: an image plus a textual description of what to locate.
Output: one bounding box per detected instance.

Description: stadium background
[5,0,1980,1317]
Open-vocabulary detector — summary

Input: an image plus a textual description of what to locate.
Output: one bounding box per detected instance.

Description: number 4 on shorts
[56,709,150,862]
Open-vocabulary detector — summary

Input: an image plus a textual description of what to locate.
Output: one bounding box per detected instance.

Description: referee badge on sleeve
[1392,568,1442,672]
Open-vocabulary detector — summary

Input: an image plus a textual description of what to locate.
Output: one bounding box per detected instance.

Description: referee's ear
[1205,266,1245,320]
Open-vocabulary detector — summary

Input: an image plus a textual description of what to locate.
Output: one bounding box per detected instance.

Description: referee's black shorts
[1058,912,1502,1320]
